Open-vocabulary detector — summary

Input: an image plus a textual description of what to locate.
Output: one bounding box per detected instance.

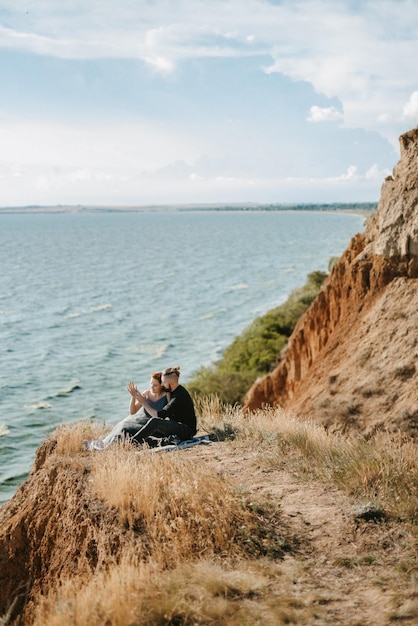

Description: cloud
[0,1,413,206]
[341,166,357,181]
[307,105,343,123]
[0,0,416,145]
[403,91,418,120]
[261,2,418,142]
[0,2,265,64]
[365,163,391,180]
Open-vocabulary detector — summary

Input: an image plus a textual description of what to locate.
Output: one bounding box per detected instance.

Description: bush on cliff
[187,270,328,405]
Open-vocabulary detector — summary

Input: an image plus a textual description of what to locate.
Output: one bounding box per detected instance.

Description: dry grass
[88,445,258,566]
[57,399,418,528]
[33,557,316,626]
[53,420,106,456]
[78,400,417,524]
[14,400,418,626]
[197,402,418,523]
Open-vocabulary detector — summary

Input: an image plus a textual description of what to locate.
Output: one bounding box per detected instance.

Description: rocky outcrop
[244,127,418,437]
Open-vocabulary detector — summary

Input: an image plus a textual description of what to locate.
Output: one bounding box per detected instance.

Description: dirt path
[184,441,416,626]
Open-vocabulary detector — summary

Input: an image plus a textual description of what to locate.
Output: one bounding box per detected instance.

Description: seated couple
[83,366,196,451]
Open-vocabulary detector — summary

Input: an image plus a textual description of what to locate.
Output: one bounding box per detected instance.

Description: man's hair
[162,366,181,378]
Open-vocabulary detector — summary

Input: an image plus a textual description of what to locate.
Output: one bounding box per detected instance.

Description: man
[128,365,197,444]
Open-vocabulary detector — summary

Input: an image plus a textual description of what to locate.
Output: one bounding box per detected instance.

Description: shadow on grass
[208,422,240,442]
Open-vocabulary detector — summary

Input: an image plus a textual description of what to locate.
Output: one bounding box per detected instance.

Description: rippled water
[0,209,364,503]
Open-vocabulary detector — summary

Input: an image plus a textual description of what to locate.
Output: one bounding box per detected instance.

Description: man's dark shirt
[157,384,197,435]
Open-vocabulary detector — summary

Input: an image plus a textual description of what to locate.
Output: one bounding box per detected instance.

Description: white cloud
[307,105,343,123]
[1,1,418,136]
[143,54,175,73]
[0,3,267,64]
[365,163,391,180]
[261,3,418,143]
[0,2,414,142]
[403,91,418,120]
[0,1,415,205]
[342,166,357,181]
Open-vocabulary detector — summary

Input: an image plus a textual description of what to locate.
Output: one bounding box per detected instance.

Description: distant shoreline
[0,202,377,219]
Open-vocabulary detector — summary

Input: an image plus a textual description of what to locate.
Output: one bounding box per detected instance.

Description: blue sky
[1,0,418,206]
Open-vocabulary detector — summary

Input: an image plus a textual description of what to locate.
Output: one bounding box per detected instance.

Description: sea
[0,209,365,504]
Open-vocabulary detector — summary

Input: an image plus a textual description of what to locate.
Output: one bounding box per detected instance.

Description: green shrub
[188,270,328,405]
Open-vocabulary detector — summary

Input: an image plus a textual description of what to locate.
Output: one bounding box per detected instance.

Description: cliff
[0,439,127,623]
[1,419,417,625]
[244,127,418,437]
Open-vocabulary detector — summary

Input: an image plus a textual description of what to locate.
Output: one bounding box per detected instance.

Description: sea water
[0,209,364,503]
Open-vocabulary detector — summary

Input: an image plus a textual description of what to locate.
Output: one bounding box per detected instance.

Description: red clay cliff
[244,127,418,437]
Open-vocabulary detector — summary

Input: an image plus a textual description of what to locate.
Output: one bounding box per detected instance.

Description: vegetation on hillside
[187,270,328,405]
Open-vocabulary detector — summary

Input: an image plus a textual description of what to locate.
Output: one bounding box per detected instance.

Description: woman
[83,372,169,451]
[127,373,168,417]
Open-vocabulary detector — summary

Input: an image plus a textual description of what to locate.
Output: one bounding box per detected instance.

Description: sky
[1,0,418,207]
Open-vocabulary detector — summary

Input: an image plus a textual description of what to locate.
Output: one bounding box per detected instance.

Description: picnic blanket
[150,435,211,453]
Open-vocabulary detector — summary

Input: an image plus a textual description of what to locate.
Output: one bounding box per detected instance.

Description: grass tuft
[88,444,267,566]
[33,557,316,626]
[199,404,418,522]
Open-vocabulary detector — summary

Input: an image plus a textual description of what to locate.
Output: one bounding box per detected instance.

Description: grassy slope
[8,404,417,626]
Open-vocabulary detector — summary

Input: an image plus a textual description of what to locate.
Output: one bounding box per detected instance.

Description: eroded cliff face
[0,440,129,624]
[244,128,418,437]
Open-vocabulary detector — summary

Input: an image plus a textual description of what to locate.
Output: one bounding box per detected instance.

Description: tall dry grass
[32,555,313,626]
[88,445,257,566]
[53,419,107,455]
[53,401,418,523]
[22,401,418,626]
[197,401,418,522]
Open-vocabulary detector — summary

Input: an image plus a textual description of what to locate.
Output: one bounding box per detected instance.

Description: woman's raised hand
[127,381,138,396]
